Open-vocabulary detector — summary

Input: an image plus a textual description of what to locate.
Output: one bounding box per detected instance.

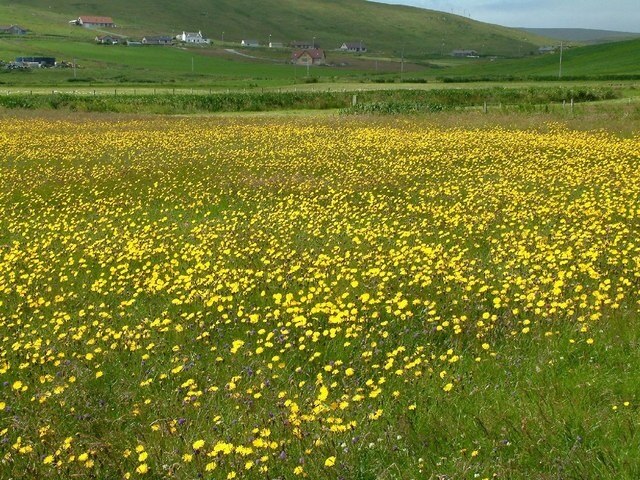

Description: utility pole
[191,57,194,73]
[73,58,77,79]
[558,41,563,79]
[400,47,404,81]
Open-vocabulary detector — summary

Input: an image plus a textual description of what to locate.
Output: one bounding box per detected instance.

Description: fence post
[352,94,357,106]
[483,101,487,113]
[570,97,574,114]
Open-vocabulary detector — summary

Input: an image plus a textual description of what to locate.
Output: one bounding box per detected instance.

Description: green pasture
[434,38,640,80]
[0,37,369,86]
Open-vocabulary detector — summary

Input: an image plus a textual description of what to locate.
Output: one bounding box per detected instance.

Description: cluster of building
[3,14,374,68]
[71,15,370,65]
[1,56,74,70]
[1,15,565,65]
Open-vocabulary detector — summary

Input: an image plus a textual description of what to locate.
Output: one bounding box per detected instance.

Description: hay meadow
[0,112,639,479]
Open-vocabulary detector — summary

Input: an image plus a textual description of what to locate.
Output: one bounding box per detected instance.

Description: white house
[176,31,210,44]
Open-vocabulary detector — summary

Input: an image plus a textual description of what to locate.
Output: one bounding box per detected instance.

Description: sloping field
[0,0,545,56]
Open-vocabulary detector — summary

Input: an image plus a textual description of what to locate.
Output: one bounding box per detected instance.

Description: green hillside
[0,0,546,57]
[519,28,640,44]
[437,38,640,79]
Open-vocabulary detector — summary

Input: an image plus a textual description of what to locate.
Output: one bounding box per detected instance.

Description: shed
[142,36,173,45]
[0,25,28,35]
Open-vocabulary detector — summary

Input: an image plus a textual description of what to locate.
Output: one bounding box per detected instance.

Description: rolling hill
[520,28,640,44]
[437,37,640,79]
[0,0,548,57]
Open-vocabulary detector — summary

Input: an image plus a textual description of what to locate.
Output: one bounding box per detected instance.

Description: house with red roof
[291,49,326,66]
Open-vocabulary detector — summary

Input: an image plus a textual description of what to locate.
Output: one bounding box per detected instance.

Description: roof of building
[79,16,115,24]
[292,48,326,60]
[291,41,317,47]
[342,42,366,48]
[0,24,27,31]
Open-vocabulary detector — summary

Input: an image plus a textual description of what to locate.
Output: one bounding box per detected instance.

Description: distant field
[0,114,639,479]
[0,37,370,86]
[2,37,639,88]
[435,38,640,80]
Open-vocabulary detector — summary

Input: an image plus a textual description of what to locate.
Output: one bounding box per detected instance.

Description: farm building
[538,46,556,54]
[290,40,318,49]
[451,49,479,57]
[241,39,260,47]
[142,36,173,45]
[15,56,56,67]
[95,35,119,45]
[291,49,326,66]
[339,41,367,53]
[0,25,28,35]
[176,31,210,44]
[269,41,284,48]
[71,16,115,28]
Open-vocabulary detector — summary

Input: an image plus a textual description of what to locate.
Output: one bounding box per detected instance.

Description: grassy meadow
[0,112,639,479]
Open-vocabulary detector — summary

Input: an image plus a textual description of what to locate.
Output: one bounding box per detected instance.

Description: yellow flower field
[0,116,639,478]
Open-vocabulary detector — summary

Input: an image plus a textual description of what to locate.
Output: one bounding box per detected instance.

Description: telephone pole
[558,41,563,79]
